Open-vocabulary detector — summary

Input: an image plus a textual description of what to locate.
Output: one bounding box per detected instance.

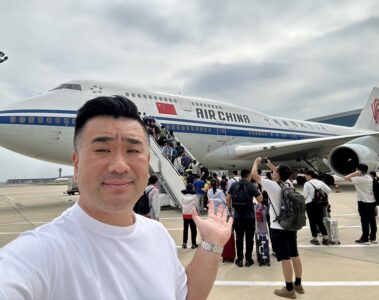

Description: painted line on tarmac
[214,280,379,287]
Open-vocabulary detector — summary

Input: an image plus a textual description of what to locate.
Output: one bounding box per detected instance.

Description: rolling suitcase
[255,203,270,266]
[323,207,340,245]
[255,233,270,266]
[222,231,236,262]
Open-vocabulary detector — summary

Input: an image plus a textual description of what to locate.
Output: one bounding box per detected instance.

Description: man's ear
[72,151,79,181]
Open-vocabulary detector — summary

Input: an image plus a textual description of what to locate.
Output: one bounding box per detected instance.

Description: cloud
[1,0,379,180]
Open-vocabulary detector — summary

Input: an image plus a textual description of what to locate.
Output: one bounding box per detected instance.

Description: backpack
[373,177,379,205]
[271,183,306,231]
[309,182,329,207]
[133,188,153,215]
[231,181,250,211]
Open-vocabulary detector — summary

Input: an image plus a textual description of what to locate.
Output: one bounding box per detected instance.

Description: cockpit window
[51,83,82,91]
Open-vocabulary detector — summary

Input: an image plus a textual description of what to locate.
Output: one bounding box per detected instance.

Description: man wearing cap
[344,163,377,244]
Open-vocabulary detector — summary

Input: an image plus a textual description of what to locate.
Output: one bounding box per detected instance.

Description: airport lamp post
[0,51,8,64]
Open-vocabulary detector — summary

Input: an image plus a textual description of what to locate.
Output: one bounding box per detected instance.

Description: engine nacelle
[329,141,379,176]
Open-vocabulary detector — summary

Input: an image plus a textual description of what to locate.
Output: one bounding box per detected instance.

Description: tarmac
[0,180,378,300]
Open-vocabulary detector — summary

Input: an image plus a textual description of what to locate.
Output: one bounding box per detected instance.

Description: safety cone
[335,184,340,193]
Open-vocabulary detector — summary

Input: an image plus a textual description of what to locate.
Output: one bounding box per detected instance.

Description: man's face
[72,117,150,224]
[272,168,281,182]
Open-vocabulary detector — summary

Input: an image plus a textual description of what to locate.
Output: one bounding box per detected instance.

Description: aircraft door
[216,121,227,143]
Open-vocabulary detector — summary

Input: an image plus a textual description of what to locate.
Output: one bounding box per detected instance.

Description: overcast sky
[1,0,379,182]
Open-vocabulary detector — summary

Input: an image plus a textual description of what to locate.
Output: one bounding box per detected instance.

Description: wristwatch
[200,241,224,254]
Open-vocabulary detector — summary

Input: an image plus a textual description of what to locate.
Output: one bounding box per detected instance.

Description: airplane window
[72,119,76,125]
[190,126,194,131]
[159,97,162,101]
[131,93,135,97]
[200,103,203,107]
[169,99,173,102]
[199,127,203,132]
[46,117,52,124]
[192,102,195,105]
[143,95,147,98]
[64,118,69,125]
[28,117,34,124]
[10,116,16,123]
[148,95,152,99]
[19,116,25,123]
[174,99,177,103]
[154,96,157,100]
[125,92,130,96]
[55,117,61,124]
[38,117,44,124]
[137,94,141,98]
[164,98,168,102]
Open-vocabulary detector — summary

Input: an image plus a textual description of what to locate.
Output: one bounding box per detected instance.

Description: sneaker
[310,239,320,245]
[369,239,378,244]
[182,243,187,249]
[294,284,305,294]
[355,239,370,245]
[191,244,199,249]
[245,259,254,267]
[274,287,296,299]
[235,259,243,267]
[322,239,329,245]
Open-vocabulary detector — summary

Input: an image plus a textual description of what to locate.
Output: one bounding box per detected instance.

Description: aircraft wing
[233,132,379,161]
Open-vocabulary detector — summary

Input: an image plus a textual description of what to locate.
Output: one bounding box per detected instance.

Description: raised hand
[192,200,233,247]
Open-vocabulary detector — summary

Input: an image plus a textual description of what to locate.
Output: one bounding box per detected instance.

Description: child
[181,184,199,249]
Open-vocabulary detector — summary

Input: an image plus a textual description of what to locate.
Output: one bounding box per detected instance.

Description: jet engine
[329,136,379,176]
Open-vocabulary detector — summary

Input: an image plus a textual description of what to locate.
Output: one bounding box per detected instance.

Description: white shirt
[146,185,160,220]
[261,178,289,230]
[0,203,187,300]
[226,177,237,192]
[351,174,375,203]
[303,179,331,204]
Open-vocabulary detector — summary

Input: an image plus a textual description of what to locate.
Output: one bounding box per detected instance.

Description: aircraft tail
[354,87,379,131]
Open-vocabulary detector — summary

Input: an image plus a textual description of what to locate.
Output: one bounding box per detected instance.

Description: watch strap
[200,240,224,254]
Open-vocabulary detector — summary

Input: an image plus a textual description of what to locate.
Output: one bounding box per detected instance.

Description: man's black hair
[277,164,292,181]
[357,163,368,174]
[74,95,147,150]
[240,169,250,178]
[305,170,317,178]
[148,174,159,185]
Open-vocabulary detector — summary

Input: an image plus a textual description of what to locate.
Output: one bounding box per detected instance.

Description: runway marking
[214,280,379,287]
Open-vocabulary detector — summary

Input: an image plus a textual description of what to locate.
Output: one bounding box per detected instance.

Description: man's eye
[127,149,140,153]
[95,149,110,153]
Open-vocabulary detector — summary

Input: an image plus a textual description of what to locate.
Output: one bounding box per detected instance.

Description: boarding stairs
[148,134,198,209]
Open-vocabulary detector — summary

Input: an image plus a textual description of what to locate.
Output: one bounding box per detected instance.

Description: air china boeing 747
[0,80,378,184]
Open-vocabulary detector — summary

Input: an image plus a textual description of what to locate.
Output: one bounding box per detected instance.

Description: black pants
[233,218,255,260]
[306,202,328,238]
[183,219,197,245]
[358,202,377,241]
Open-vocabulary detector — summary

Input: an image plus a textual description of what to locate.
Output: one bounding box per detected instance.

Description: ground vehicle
[66,178,79,195]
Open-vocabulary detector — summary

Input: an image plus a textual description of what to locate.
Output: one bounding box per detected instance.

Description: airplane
[0,79,378,186]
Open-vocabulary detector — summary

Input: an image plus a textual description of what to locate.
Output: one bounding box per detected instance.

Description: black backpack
[231,181,250,211]
[271,183,306,231]
[373,177,379,205]
[310,182,329,207]
[133,188,153,215]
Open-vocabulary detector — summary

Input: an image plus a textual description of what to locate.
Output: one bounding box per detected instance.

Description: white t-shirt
[226,178,237,192]
[0,203,187,300]
[146,185,160,220]
[351,174,375,203]
[303,179,331,204]
[261,178,293,230]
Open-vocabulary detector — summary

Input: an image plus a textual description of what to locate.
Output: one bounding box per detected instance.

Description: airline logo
[156,102,177,115]
[371,98,379,124]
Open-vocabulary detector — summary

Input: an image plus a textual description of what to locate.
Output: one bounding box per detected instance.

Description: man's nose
[109,151,130,174]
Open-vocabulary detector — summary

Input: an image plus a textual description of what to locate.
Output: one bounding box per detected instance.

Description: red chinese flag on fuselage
[156,102,177,115]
